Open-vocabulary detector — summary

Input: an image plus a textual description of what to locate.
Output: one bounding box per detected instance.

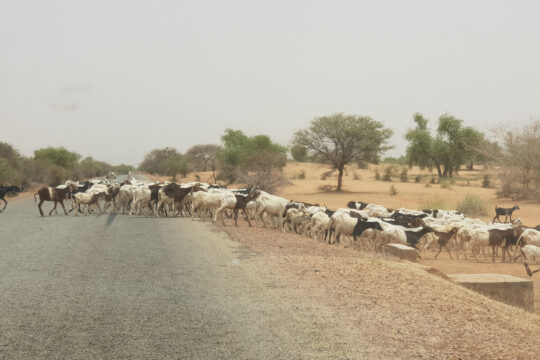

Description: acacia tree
[292,113,393,191]
[494,117,540,199]
[405,113,484,178]
[186,144,221,172]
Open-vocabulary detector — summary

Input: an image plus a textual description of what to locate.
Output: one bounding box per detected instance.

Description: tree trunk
[435,164,443,177]
[467,160,474,171]
[337,167,344,192]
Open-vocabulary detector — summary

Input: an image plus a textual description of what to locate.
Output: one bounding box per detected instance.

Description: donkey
[0,185,22,212]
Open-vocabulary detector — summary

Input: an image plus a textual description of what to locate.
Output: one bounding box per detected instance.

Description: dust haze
[2,0,540,165]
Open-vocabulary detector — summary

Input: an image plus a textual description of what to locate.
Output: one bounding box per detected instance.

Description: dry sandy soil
[217,219,540,359]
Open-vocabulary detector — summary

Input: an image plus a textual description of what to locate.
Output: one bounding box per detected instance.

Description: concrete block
[448,273,534,312]
[383,243,419,262]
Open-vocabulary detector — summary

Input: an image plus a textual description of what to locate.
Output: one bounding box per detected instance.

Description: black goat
[0,185,22,212]
[404,226,434,249]
[352,219,383,242]
[493,205,520,223]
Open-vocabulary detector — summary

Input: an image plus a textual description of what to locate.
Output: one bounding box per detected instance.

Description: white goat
[129,186,154,216]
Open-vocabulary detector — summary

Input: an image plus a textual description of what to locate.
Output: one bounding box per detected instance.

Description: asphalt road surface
[0,194,358,359]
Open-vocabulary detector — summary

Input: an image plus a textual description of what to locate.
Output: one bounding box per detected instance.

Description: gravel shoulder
[220,220,540,359]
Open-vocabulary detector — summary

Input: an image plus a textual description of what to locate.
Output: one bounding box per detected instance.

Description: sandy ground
[217,218,540,359]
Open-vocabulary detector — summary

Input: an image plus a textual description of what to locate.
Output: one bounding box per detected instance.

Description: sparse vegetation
[319,184,336,192]
[440,179,452,189]
[320,170,334,180]
[383,164,398,181]
[419,197,447,210]
[389,185,398,196]
[457,194,488,217]
[482,174,491,188]
[400,167,408,182]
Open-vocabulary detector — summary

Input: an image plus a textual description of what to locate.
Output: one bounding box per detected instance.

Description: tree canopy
[186,144,221,172]
[405,113,484,177]
[218,129,287,191]
[34,146,81,169]
[139,147,190,180]
[292,113,392,191]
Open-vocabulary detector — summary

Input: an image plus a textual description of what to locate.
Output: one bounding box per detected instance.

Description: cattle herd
[3,171,539,272]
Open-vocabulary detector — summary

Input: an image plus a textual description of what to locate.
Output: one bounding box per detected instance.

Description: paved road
[1,196,349,359]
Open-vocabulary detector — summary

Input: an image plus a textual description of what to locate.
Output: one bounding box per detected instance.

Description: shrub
[321,170,334,180]
[440,179,452,189]
[383,164,398,181]
[400,167,408,182]
[482,175,491,188]
[389,185,398,196]
[457,194,488,217]
[298,170,306,179]
[195,174,201,182]
[425,182,431,188]
[353,171,361,180]
[290,144,308,162]
[375,171,381,180]
[415,175,421,183]
[419,197,447,210]
[430,176,437,184]
[319,184,336,192]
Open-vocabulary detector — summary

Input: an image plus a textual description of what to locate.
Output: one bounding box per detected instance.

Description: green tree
[163,154,190,181]
[290,144,308,162]
[34,146,81,169]
[139,147,190,179]
[405,113,484,178]
[292,113,392,191]
[0,142,24,184]
[218,129,287,191]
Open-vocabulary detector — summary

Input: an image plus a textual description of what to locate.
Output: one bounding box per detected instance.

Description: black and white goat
[493,205,520,223]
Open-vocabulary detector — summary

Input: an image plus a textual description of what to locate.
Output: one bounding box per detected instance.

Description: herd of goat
[3,171,540,271]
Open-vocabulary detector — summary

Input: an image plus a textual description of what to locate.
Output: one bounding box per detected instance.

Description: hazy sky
[2,0,540,166]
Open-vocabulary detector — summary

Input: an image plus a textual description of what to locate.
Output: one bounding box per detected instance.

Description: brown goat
[433,227,460,259]
[487,226,522,262]
[34,184,77,217]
